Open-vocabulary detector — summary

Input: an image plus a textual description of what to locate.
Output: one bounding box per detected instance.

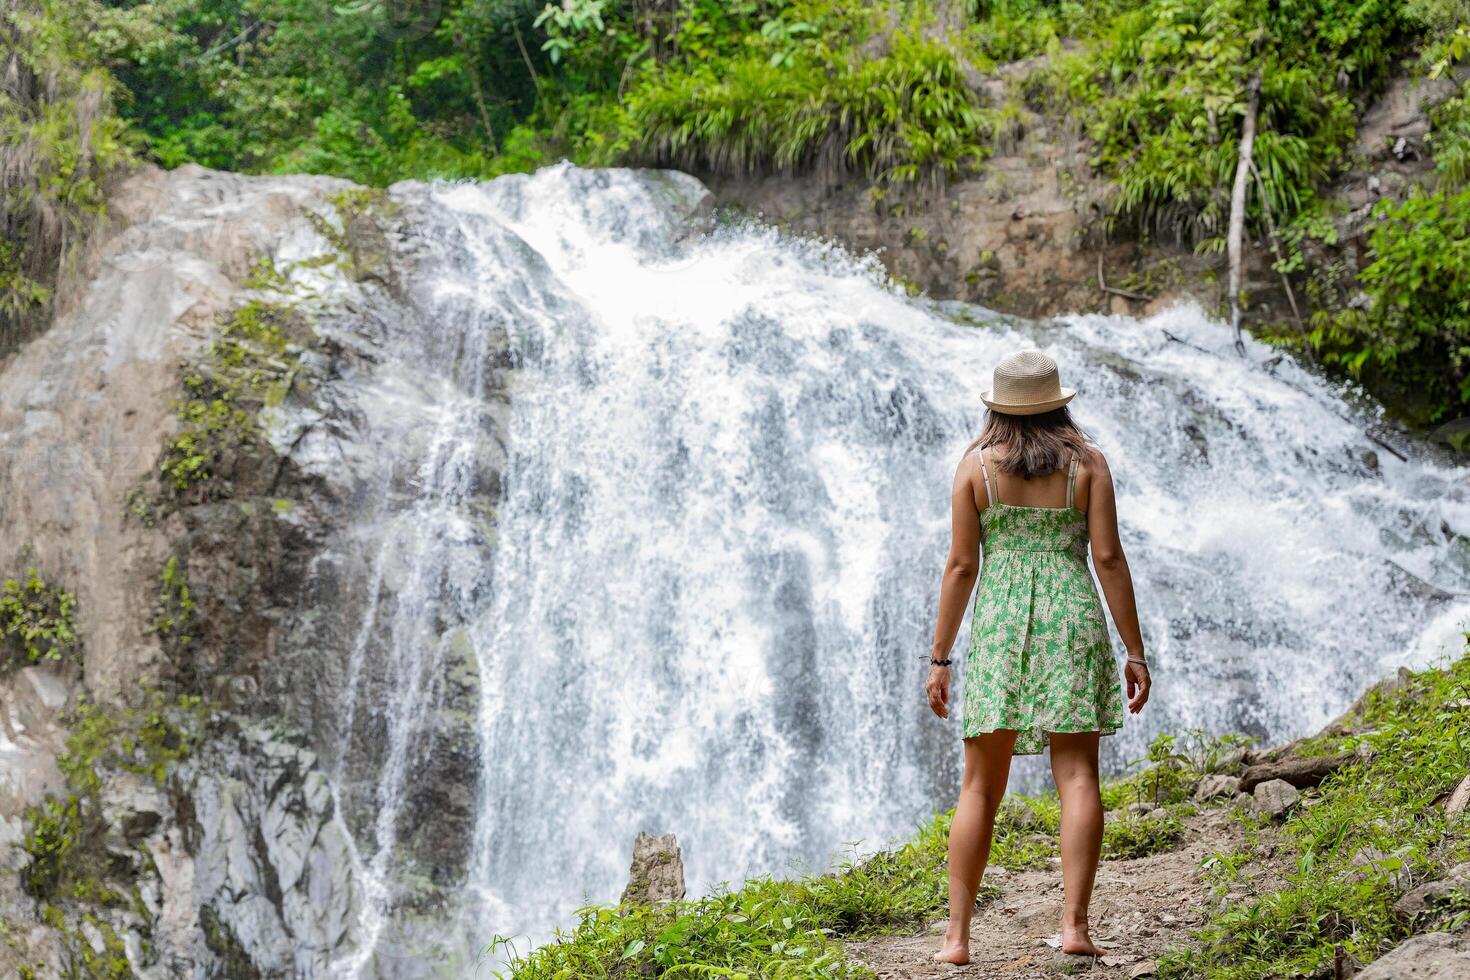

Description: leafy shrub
[1053,0,1399,246]
[0,0,135,350]
[1,568,79,674]
[1303,189,1470,425]
[624,25,997,189]
[20,796,83,900]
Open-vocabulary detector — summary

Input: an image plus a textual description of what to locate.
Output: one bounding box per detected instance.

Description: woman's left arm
[926,453,983,719]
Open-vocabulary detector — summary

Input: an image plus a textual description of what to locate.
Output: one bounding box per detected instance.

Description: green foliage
[1103,806,1187,860]
[1159,637,1470,978]
[1049,0,1402,246]
[1427,82,1470,188]
[508,728,1252,976]
[64,915,134,979]
[0,0,136,350]
[17,690,203,977]
[621,16,997,189]
[151,556,196,658]
[1298,189,1470,425]
[57,694,203,795]
[1,568,79,674]
[20,796,86,901]
[78,0,545,184]
[160,298,303,495]
[501,811,963,977]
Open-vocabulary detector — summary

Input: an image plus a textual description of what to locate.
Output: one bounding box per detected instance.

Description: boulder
[1239,753,1352,793]
[1354,932,1470,979]
[1194,774,1241,801]
[622,832,686,905]
[1394,863,1470,918]
[1251,779,1300,819]
[1444,774,1470,815]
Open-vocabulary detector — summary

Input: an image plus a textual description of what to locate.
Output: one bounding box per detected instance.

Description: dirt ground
[848,806,1263,979]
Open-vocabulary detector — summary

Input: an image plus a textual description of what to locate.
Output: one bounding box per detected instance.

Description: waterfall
[325,163,1469,971]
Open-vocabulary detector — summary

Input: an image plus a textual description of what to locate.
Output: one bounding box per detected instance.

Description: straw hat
[981,349,1076,415]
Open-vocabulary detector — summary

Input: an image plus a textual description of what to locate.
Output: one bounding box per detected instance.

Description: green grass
[1159,637,1470,978]
[497,811,962,978]
[502,727,1245,977]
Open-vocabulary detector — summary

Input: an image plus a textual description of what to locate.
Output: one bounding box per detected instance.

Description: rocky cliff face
[0,164,520,977]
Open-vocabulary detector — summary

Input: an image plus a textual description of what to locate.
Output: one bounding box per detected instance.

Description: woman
[925,349,1150,965]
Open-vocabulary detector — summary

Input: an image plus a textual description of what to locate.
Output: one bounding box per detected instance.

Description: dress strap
[1065,452,1080,509]
[978,448,997,507]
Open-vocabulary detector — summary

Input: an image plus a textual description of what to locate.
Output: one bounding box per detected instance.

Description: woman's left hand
[926,665,951,719]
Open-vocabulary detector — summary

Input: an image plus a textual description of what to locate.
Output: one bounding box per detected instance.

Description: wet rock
[1394,862,1470,917]
[176,719,358,977]
[1194,774,1240,801]
[1354,931,1470,978]
[622,832,686,905]
[1251,778,1300,819]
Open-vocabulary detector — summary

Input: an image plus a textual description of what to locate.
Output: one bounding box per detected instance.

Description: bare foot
[1060,922,1107,957]
[933,936,971,965]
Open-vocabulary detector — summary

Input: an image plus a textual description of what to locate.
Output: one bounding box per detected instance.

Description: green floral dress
[962,448,1126,755]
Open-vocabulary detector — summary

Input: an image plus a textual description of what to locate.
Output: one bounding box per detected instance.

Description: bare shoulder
[953,445,981,482]
[1078,442,1113,487]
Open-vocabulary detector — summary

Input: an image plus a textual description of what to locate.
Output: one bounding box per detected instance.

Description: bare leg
[936,730,1017,965]
[1049,731,1106,956]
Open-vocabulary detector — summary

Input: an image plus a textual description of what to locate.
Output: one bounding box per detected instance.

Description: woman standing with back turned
[925,349,1151,965]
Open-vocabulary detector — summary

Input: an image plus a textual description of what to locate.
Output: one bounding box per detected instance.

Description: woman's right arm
[1085,449,1151,713]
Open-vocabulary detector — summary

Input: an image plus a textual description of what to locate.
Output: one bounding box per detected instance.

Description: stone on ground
[1251,778,1300,818]
[1445,773,1470,815]
[1194,774,1240,801]
[1049,951,1100,974]
[1393,862,1470,917]
[1354,932,1470,978]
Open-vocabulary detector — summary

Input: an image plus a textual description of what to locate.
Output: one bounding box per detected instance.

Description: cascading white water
[333,163,1469,970]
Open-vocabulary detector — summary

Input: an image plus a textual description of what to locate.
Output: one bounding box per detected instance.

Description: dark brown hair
[965,407,1090,479]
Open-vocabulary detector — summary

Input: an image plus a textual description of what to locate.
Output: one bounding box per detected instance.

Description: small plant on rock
[1,568,79,675]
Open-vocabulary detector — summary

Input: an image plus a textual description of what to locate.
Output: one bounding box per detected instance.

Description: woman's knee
[1048,732,1101,785]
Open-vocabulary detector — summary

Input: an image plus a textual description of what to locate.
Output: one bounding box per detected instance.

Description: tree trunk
[1227,71,1263,355]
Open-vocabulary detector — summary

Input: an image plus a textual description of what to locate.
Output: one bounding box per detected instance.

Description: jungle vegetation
[2,0,1468,425]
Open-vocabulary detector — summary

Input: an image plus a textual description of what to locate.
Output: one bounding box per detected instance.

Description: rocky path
[848,807,1250,979]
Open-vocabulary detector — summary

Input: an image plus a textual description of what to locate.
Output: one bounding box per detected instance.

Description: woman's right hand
[926,665,951,719]
[1125,659,1151,714]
